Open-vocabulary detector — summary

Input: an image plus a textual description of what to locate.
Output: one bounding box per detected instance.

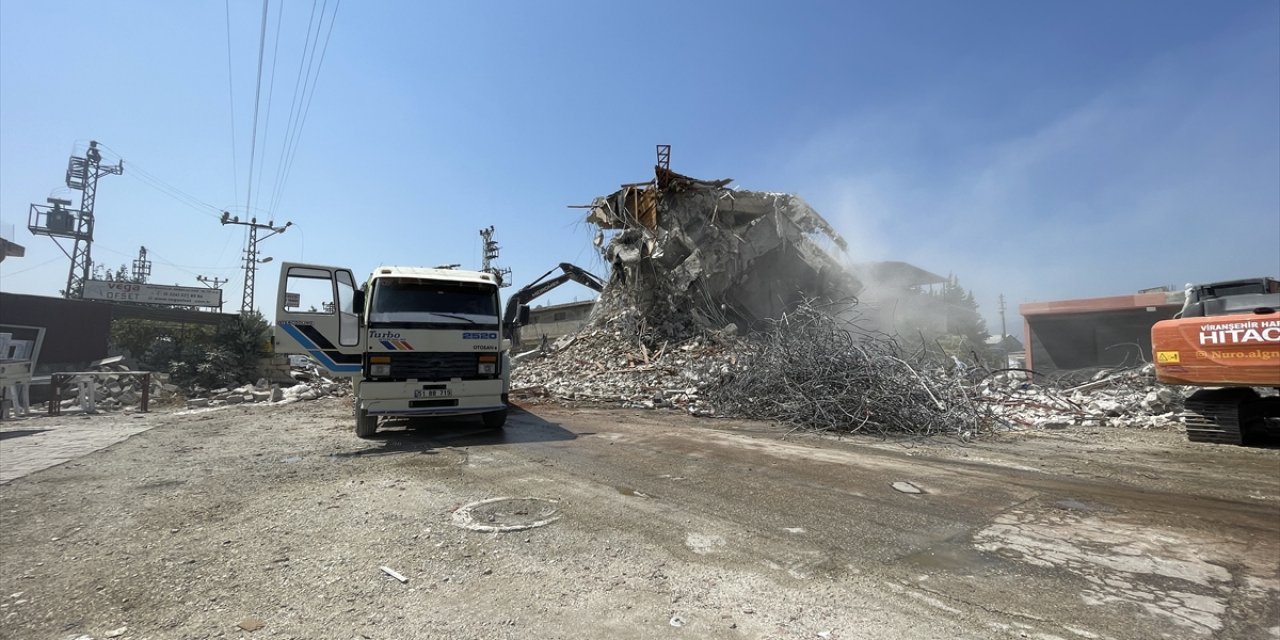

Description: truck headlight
[478,354,498,375]
[370,364,391,376]
[478,363,496,374]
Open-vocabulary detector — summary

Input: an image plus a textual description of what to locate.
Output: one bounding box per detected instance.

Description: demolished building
[584,166,862,338]
[511,163,1188,438]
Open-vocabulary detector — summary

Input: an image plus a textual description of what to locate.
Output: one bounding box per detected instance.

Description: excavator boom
[502,263,605,340]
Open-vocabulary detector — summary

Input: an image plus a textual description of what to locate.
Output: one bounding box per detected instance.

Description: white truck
[273,263,527,437]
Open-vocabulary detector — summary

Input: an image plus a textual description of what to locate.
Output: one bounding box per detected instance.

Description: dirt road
[1,399,1278,639]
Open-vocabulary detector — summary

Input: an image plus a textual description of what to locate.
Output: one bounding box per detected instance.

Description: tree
[940,274,988,348]
[109,312,271,390]
[94,263,143,283]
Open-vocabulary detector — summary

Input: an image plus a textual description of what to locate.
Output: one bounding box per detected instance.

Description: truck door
[275,262,364,375]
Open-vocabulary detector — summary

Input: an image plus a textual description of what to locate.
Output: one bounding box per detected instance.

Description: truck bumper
[356,379,507,418]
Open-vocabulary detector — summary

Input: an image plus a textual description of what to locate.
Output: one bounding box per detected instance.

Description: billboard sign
[83,280,222,308]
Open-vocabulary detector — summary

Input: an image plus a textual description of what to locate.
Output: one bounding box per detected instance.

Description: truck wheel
[482,409,507,430]
[355,406,378,438]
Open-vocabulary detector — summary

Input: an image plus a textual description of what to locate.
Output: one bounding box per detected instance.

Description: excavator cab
[1178,278,1280,319]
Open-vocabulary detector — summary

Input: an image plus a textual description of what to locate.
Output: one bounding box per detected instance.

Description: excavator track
[1182,388,1255,445]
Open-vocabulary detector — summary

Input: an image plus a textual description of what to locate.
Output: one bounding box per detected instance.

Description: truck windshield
[369,279,499,326]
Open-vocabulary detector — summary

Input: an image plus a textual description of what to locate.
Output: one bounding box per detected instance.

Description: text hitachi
[1199,327,1280,345]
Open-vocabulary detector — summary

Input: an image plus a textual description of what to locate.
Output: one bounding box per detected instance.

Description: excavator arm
[502,263,605,340]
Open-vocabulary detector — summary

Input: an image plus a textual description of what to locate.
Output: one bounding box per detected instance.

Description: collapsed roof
[583,166,861,336]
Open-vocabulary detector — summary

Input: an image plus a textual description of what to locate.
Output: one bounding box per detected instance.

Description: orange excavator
[1151,277,1280,445]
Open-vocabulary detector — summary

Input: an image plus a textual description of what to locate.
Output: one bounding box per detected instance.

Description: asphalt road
[1,399,1277,639]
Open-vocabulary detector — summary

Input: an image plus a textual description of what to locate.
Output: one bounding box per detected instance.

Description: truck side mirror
[517,305,531,326]
[353,290,365,313]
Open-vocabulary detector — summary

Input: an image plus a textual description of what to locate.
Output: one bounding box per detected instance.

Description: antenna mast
[27,140,124,297]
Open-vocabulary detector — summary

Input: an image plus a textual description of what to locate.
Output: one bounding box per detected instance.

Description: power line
[127,171,222,218]
[266,0,320,218]
[148,250,241,275]
[244,0,271,219]
[270,0,340,217]
[224,0,240,201]
[1,256,65,277]
[126,246,240,277]
[97,144,223,219]
[253,0,286,211]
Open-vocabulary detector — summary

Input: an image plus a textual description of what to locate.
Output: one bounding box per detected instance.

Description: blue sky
[2,1,1277,333]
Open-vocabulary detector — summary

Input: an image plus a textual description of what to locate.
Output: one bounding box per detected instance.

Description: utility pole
[998,293,1007,339]
[197,275,230,312]
[479,225,511,287]
[26,140,123,298]
[220,212,291,313]
[131,246,152,283]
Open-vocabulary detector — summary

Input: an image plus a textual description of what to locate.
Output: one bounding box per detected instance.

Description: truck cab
[274,262,518,437]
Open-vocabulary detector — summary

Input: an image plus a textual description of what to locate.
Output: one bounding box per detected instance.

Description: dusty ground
[1,399,1277,640]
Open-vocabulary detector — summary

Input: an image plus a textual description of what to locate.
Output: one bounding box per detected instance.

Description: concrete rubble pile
[583,166,861,340]
[38,356,351,413]
[517,298,996,436]
[184,365,350,409]
[515,168,992,435]
[513,326,737,415]
[50,361,181,413]
[182,379,349,409]
[512,166,1189,438]
[705,301,992,436]
[516,166,865,415]
[979,364,1185,431]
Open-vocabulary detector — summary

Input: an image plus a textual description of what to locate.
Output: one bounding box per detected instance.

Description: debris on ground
[18,357,350,416]
[47,361,181,413]
[184,377,349,409]
[380,566,408,583]
[705,300,990,436]
[514,306,1187,436]
[513,165,1188,438]
[979,364,1185,431]
[512,326,730,416]
[237,617,265,632]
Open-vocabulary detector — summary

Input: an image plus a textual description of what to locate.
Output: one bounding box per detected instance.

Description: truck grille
[381,352,484,381]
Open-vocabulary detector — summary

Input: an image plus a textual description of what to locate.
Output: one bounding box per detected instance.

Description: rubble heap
[52,361,182,413]
[979,364,1185,431]
[706,301,989,436]
[183,377,350,409]
[585,167,860,340]
[183,362,351,409]
[32,359,352,415]
[515,316,1189,436]
[513,325,735,416]
[514,166,1186,438]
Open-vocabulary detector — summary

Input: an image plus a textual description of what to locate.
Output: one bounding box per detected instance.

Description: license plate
[414,389,451,398]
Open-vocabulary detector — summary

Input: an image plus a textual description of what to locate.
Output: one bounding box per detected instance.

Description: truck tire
[481,409,507,430]
[355,405,378,438]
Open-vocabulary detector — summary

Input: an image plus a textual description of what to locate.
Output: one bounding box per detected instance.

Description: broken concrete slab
[584,166,861,338]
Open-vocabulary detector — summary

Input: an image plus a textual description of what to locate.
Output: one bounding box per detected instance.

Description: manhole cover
[451,497,560,532]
